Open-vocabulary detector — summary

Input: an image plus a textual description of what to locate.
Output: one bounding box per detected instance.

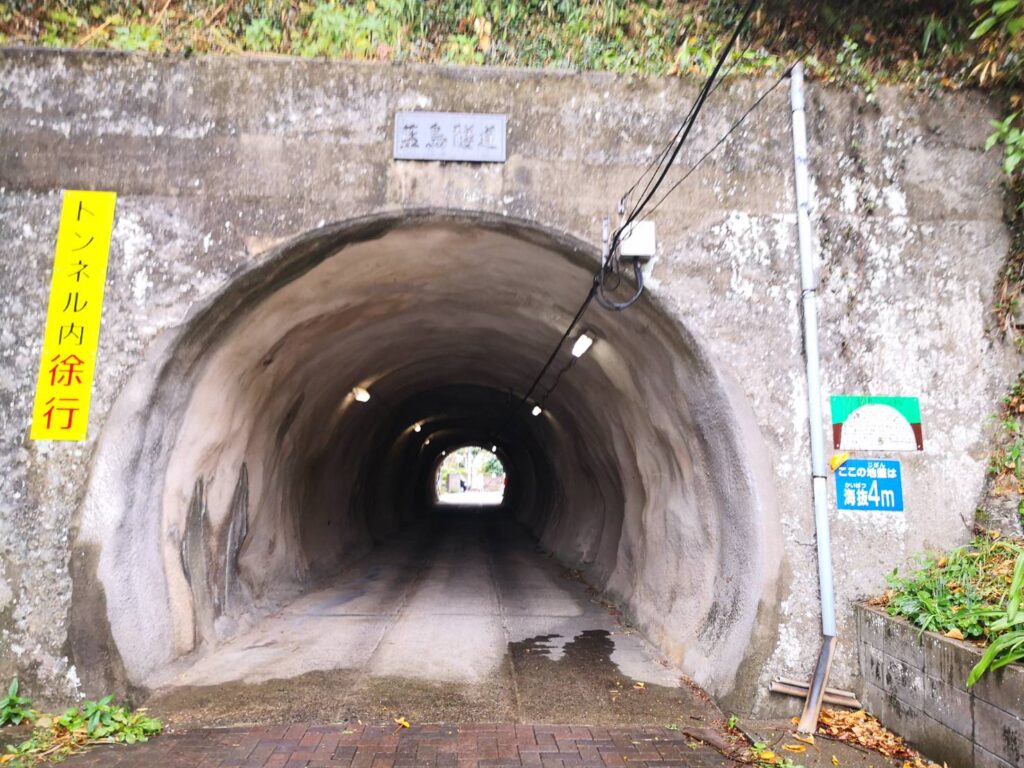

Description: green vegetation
[0,680,34,728]
[749,741,803,768]
[968,2,1024,347]
[0,682,162,765]
[480,454,503,477]
[990,372,1024,493]
[0,2,999,84]
[880,532,1024,685]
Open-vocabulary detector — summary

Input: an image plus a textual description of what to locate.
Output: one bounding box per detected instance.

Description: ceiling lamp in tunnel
[413,423,422,433]
[352,387,371,403]
[491,445,497,452]
[571,333,594,358]
[531,405,543,417]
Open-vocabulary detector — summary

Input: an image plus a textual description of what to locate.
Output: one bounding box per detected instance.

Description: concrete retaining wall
[857,604,1024,768]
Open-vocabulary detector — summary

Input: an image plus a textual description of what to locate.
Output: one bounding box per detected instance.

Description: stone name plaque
[393,111,506,163]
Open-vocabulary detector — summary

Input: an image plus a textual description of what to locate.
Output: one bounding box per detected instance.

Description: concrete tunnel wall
[82,212,781,703]
[0,50,1018,714]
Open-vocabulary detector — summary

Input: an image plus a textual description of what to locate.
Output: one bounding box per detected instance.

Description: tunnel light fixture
[531,405,542,417]
[425,438,431,445]
[441,450,447,456]
[413,423,422,433]
[571,333,594,358]
[352,386,371,403]
[491,445,497,452]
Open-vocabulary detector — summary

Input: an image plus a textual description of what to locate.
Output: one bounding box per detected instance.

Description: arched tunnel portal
[74,210,782,711]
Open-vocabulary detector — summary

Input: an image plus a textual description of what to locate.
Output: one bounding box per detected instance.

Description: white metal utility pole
[790,61,838,734]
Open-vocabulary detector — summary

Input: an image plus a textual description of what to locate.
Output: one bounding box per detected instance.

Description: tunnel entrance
[76,210,782,713]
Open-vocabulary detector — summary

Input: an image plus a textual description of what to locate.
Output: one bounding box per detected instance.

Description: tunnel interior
[87,213,780,702]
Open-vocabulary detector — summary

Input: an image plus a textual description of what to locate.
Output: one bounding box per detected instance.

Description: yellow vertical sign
[30,190,117,441]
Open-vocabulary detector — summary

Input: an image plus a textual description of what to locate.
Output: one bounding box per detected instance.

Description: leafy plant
[988,373,1024,490]
[0,679,34,727]
[971,0,1024,43]
[881,534,1024,685]
[110,22,164,53]
[2,694,161,765]
[970,0,1024,85]
[749,741,804,768]
[987,111,1024,178]
[968,548,1024,684]
[244,17,282,52]
[831,37,879,102]
[921,13,954,54]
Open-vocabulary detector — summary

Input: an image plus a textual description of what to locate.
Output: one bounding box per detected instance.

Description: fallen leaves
[393,717,410,729]
[813,709,942,767]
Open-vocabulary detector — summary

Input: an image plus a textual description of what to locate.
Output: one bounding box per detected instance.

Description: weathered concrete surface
[146,510,706,727]
[0,49,1018,715]
[857,605,1024,768]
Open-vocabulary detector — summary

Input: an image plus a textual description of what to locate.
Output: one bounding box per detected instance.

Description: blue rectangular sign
[835,458,903,513]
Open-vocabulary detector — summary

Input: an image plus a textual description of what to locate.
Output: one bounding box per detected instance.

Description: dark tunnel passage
[80,212,781,705]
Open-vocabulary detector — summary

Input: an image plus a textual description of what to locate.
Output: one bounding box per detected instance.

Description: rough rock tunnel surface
[79,212,779,704]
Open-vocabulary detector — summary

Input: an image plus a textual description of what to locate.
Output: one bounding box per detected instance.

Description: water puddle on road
[509,629,722,726]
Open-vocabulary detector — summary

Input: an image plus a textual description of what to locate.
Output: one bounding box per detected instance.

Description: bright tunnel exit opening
[435,446,506,506]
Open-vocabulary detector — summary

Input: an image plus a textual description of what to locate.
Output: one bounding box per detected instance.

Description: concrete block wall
[857,605,1024,767]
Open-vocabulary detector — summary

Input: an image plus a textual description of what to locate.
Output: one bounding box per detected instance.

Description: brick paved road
[61,723,737,768]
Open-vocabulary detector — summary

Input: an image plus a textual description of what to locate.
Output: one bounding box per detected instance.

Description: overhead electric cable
[622,41,755,206]
[515,282,597,411]
[514,0,868,413]
[620,28,774,218]
[612,0,759,250]
[516,0,762,409]
[628,2,870,222]
[637,65,793,222]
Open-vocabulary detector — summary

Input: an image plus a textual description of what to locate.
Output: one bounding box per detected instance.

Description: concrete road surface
[147,510,708,727]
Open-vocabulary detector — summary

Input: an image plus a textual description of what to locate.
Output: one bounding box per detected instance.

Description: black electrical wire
[630,2,871,223]
[637,64,794,222]
[516,0,763,410]
[594,255,645,311]
[620,29,771,221]
[516,281,597,411]
[516,0,870,413]
[612,0,760,251]
[538,352,581,404]
[597,0,761,312]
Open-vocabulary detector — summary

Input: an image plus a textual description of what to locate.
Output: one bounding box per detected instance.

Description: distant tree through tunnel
[435,446,506,506]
